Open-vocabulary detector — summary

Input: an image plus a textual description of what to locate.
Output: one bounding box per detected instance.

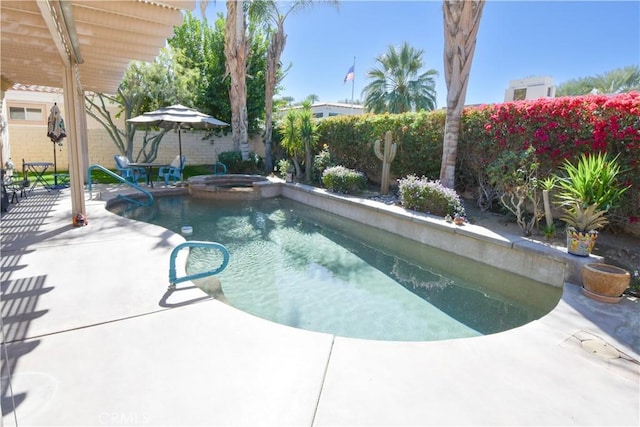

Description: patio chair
[1,170,26,211]
[114,155,146,183]
[158,155,185,186]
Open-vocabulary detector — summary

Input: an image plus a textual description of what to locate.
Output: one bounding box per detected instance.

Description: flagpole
[351,56,355,104]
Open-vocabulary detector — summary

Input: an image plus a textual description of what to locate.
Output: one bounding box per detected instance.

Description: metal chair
[114,155,146,183]
[158,155,185,186]
[1,170,26,210]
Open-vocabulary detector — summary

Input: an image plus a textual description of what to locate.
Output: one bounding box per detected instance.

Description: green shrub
[276,159,294,179]
[398,175,466,218]
[317,110,445,182]
[218,151,264,174]
[313,145,335,183]
[321,166,367,194]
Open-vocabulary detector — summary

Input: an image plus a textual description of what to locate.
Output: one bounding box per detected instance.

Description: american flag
[344,65,354,83]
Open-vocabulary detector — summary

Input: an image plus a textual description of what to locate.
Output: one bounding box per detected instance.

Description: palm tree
[439,0,484,189]
[298,101,318,183]
[278,101,317,182]
[224,0,250,159]
[556,65,640,96]
[280,109,304,178]
[305,94,320,103]
[280,96,295,107]
[362,42,438,114]
[251,0,339,174]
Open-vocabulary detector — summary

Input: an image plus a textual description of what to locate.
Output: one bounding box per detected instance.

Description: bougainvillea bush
[458,92,639,225]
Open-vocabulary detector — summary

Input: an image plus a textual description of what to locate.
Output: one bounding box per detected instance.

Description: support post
[63,65,86,224]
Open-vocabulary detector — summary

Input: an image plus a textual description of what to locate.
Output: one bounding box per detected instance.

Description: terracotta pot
[582,263,630,303]
[566,227,598,256]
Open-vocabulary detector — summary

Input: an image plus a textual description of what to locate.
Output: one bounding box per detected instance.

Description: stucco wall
[3,90,264,172]
[7,124,264,172]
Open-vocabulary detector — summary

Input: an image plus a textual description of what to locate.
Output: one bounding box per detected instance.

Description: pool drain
[581,339,620,359]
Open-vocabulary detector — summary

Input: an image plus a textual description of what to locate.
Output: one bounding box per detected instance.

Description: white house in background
[504,76,556,101]
[277,102,364,119]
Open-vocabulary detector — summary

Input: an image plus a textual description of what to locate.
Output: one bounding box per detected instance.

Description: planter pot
[582,263,630,303]
[566,227,598,256]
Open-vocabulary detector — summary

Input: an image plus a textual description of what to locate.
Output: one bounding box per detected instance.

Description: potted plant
[555,152,628,256]
[581,263,631,303]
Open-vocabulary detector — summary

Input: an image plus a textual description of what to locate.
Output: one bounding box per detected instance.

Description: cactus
[374,130,397,195]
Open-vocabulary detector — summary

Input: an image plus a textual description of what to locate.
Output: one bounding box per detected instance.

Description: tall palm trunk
[264,19,286,173]
[225,0,250,160]
[439,0,484,189]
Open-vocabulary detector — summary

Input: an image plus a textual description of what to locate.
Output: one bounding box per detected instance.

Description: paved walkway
[1,186,638,426]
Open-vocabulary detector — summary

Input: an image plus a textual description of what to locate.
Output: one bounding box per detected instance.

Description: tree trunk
[304,140,313,183]
[439,0,484,189]
[225,0,250,160]
[264,19,286,174]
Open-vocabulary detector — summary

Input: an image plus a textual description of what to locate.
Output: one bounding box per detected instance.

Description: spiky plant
[560,201,609,233]
[555,152,630,236]
[555,152,627,211]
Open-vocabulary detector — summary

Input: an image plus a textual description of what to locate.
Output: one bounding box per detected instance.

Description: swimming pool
[110,196,561,341]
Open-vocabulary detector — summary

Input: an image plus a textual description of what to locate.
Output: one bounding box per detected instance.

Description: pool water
[110,196,561,341]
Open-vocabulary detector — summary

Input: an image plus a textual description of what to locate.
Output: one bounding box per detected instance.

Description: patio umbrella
[127,104,229,177]
[47,103,66,176]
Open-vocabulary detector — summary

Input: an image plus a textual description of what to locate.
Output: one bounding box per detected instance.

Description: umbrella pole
[53,141,58,186]
[178,126,183,182]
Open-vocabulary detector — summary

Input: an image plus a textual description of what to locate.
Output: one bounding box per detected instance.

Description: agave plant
[560,201,609,233]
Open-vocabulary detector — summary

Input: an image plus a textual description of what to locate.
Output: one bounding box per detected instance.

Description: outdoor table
[129,163,167,188]
[23,161,54,192]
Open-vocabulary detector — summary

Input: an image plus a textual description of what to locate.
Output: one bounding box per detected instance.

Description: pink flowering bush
[459,92,639,224]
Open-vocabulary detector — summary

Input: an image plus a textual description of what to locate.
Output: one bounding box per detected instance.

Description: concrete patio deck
[1,185,638,426]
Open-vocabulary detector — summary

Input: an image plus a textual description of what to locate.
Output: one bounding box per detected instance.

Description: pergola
[1,0,195,221]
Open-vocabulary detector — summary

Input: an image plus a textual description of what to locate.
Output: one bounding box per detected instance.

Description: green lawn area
[12,165,219,185]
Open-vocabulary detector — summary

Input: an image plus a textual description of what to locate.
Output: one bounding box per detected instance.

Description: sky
[201,0,640,108]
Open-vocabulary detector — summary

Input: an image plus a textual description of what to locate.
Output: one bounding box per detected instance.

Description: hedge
[314,92,639,223]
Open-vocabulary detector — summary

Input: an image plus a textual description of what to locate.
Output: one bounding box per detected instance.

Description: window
[8,105,45,123]
[313,112,324,118]
[328,113,339,117]
[513,88,527,101]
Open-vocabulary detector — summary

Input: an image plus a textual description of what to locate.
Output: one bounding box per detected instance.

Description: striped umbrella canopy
[47,103,66,143]
[127,104,229,163]
[47,103,66,175]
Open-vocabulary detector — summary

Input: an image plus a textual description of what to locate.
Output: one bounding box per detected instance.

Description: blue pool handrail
[169,241,230,289]
[87,164,153,207]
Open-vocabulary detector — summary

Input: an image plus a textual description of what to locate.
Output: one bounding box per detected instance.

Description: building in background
[277,102,364,120]
[504,76,556,101]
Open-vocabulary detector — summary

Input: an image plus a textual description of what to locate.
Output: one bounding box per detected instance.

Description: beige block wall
[7,124,264,172]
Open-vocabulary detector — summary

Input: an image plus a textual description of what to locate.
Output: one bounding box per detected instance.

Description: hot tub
[188,174,282,200]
